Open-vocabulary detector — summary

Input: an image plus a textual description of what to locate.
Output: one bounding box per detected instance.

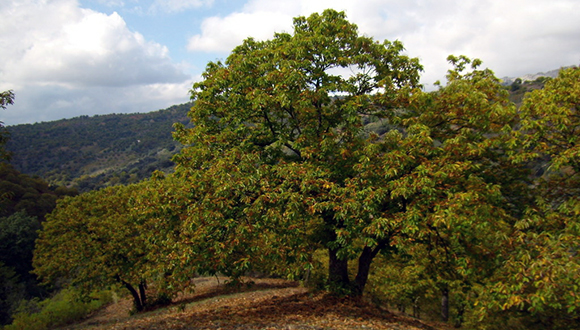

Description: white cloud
[0,82,191,125]
[0,0,192,125]
[186,0,580,87]
[150,0,214,13]
[187,11,292,53]
[94,0,126,6]
[1,1,187,89]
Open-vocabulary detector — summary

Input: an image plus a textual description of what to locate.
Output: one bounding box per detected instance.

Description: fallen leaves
[62,277,436,330]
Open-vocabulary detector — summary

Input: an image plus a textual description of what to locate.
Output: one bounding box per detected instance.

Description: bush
[4,288,112,330]
[367,255,435,316]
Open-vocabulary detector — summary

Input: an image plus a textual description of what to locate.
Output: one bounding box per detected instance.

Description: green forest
[1,9,579,329]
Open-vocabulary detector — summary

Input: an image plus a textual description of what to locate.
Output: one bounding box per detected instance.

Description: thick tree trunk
[354,240,388,296]
[327,247,350,291]
[441,287,449,322]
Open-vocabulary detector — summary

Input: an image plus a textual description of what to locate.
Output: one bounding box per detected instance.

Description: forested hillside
[5,103,192,191]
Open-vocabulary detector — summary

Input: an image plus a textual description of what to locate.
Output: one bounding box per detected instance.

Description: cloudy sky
[1,0,579,125]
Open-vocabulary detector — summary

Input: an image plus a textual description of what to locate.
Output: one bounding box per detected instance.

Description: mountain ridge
[500,65,577,85]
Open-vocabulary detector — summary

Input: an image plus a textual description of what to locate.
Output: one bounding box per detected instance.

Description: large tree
[172,9,422,294]
[173,10,530,301]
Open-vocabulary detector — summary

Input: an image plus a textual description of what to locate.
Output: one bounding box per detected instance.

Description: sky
[1,0,579,126]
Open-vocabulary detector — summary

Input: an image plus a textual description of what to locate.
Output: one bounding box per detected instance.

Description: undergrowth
[3,288,112,330]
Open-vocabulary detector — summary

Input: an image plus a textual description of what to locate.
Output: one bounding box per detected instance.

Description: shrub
[5,288,112,330]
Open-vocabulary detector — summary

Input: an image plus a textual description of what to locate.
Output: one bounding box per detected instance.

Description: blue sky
[1,0,579,125]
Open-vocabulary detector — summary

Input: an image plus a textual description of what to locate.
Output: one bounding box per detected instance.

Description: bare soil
[60,277,441,330]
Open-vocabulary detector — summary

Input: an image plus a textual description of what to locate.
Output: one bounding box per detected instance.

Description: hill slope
[62,277,438,330]
[5,103,192,191]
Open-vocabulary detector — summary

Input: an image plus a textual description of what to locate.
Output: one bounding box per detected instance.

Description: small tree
[33,182,178,312]
[0,90,14,161]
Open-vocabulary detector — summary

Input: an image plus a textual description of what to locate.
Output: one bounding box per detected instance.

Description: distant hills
[500,65,577,85]
[5,103,192,191]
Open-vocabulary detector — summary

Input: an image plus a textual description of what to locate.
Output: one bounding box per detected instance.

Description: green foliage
[342,55,532,325]
[172,9,422,295]
[0,164,75,325]
[0,163,74,221]
[403,54,525,274]
[6,103,191,191]
[34,185,143,308]
[0,262,26,326]
[367,253,438,318]
[0,90,13,110]
[0,212,40,272]
[33,180,189,312]
[4,288,112,330]
[0,90,14,160]
[470,66,580,329]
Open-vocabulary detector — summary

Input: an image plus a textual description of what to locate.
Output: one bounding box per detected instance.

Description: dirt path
[61,277,438,330]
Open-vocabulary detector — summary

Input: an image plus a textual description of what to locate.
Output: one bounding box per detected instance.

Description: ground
[60,277,444,330]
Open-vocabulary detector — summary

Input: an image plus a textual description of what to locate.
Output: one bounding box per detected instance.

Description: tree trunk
[353,246,374,296]
[139,281,147,307]
[353,241,387,296]
[117,278,147,312]
[327,247,350,291]
[441,287,449,322]
[123,281,144,312]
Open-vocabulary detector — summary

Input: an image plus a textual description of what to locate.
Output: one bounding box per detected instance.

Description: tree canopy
[172,8,423,294]
[33,183,170,312]
[475,66,580,328]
